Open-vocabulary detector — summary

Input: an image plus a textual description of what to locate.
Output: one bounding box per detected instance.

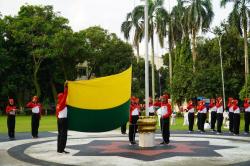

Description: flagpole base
[137,116,157,148]
[139,132,155,147]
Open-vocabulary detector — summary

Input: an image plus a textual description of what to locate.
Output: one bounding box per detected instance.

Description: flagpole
[144,0,149,116]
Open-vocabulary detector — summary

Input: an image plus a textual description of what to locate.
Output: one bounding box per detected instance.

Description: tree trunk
[243,25,249,96]
[191,29,197,72]
[168,22,174,111]
[50,78,57,103]
[61,59,68,80]
[17,87,24,108]
[244,26,249,86]
[151,34,155,102]
[33,67,41,98]
[168,23,173,91]
[136,44,140,62]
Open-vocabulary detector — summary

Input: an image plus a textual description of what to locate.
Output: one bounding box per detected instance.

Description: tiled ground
[0,130,250,166]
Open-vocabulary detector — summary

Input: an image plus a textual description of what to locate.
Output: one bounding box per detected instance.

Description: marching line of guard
[2,92,250,151]
[185,97,250,136]
[2,81,70,154]
[126,95,250,146]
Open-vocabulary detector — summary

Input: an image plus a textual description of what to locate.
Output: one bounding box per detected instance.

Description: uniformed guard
[159,95,172,145]
[56,82,69,153]
[26,96,42,138]
[233,99,240,136]
[128,96,140,145]
[216,97,224,134]
[244,98,250,135]
[5,98,17,140]
[149,97,155,116]
[154,97,161,110]
[187,100,195,133]
[209,98,217,132]
[227,97,234,133]
[197,100,207,133]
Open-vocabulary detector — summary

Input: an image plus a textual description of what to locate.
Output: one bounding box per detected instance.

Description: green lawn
[0,115,246,133]
[0,115,57,133]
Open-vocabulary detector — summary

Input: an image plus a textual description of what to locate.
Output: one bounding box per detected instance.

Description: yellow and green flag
[67,67,132,132]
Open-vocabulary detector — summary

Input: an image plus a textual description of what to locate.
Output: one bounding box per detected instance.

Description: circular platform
[0,131,250,166]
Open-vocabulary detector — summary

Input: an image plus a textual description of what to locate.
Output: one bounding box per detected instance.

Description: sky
[0,0,233,56]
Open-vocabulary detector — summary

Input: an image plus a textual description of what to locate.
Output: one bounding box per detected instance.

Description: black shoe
[129,142,136,145]
[63,150,70,154]
[160,142,165,145]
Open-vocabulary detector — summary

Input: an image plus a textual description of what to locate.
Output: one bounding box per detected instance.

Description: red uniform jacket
[6,105,17,115]
[209,103,216,108]
[244,102,249,109]
[129,104,140,122]
[197,105,206,112]
[56,87,68,118]
[187,103,194,110]
[153,101,161,108]
[216,102,222,108]
[233,104,240,113]
[161,103,172,119]
[26,102,42,115]
[227,102,232,109]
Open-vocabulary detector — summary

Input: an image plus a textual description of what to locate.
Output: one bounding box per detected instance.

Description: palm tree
[157,0,187,89]
[166,0,187,87]
[121,0,168,101]
[121,11,144,62]
[183,0,214,71]
[171,0,189,45]
[221,0,250,94]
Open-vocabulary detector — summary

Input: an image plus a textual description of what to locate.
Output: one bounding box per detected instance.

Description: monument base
[139,132,155,147]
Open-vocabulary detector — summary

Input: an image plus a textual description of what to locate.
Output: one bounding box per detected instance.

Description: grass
[0,115,57,133]
[0,115,246,134]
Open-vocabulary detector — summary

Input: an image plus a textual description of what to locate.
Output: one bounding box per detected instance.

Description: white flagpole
[144,0,149,116]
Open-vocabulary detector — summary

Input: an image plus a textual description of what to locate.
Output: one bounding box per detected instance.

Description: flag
[67,67,132,132]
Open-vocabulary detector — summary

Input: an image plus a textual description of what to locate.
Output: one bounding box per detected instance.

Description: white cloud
[0,0,233,56]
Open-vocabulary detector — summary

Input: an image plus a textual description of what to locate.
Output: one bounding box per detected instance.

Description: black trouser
[57,118,68,152]
[121,123,127,134]
[31,113,40,137]
[198,113,206,132]
[149,112,155,116]
[160,117,170,143]
[217,113,223,133]
[244,112,250,133]
[188,112,194,131]
[129,115,138,143]
[7,115,15,138]
[197,113,201,130]
[229,112,234,132]
[233,114,240,135]
[210,111,217,130]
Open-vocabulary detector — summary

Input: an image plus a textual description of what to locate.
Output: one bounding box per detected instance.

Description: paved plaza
[0,130,250,166]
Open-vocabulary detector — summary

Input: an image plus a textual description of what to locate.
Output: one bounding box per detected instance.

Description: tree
[183,0,214,71]
[5,5,69,97]
[167,37,194,103]
[122,0,169,101]
[79,26,134,78]
[121,11,144,61]
[196,25,244,99]
[163,0,187,95]
[221,0,250,98]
